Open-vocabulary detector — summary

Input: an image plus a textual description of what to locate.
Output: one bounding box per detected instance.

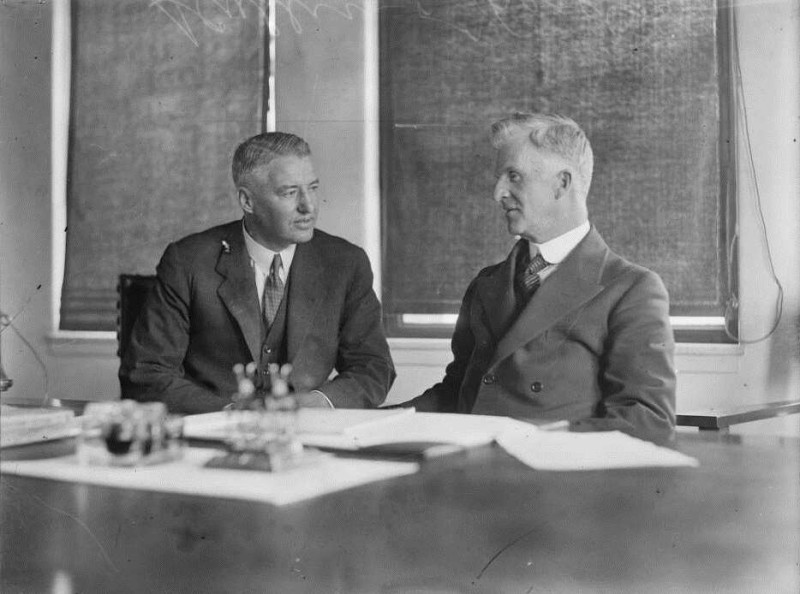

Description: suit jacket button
[482,374,496,385]
[531,381,543,393]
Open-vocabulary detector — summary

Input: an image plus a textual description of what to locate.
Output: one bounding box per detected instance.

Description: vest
[258,282,289,392]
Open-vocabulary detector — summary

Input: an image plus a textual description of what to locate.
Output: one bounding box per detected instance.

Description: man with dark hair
[120,132,395,414]
[405,113,676,441]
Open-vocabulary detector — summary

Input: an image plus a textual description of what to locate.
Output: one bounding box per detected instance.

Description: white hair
[491,112,594,198]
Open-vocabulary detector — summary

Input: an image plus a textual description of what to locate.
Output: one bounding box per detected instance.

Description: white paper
[0,447,418,506]
[183,409,519,450]
[0,406,79,448]
[183,407,416,444]
[496,427,699,470]
[346,412,529,448]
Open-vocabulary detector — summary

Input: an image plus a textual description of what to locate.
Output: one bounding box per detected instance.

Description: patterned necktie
[516,252,549,302]
[262,254,285,327]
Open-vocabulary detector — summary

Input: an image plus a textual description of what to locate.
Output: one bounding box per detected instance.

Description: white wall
[724,0,800,434]
[0,3,58,406]
[1,0,798,435]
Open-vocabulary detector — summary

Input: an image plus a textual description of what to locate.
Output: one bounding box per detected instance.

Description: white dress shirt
[242,223,296,309]
[528,220,591,284]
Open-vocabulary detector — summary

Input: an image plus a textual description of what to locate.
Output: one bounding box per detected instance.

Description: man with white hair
[406,112,676,441]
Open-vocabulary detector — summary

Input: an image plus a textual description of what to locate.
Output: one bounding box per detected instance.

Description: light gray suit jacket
[408,227,676,441]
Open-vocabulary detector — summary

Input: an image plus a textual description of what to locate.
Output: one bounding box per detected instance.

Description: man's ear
[238,188,252,213]
[554,170,572,199]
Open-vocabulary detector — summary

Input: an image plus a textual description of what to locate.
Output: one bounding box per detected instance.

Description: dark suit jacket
[408,227,676,441]
[119,221,395,414]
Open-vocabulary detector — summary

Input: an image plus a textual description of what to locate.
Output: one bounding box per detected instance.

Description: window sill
[388,337,743,373]
[47,330,117,357]
[44,331,744,373]
[388,337,743,354]
[388,316,736,343]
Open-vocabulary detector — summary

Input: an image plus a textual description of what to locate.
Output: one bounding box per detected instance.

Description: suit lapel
[286,237,324,361]
[215,223,262,362]
[489,228,608,367]
[475,240,524,342]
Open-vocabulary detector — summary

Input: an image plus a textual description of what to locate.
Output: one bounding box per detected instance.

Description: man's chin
[293,228,315,243]
[506,221,524,237]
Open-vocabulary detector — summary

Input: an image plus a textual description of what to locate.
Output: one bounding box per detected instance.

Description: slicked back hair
[491,112,594,198]
[232,132,311,186]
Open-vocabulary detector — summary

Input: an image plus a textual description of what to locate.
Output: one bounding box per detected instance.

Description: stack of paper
[0,405,79,448]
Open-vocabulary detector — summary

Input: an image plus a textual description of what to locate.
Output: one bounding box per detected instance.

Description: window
[380,0,734,342]
[60,0,267,331]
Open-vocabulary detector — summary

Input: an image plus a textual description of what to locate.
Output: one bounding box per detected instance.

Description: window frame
[379,1,738,344]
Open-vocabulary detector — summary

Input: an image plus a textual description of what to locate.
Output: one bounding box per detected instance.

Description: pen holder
[211,362,307,471]
[79,400,184,466]
[222,392,302,468]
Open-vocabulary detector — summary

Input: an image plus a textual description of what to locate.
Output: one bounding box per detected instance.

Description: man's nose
[493,178,508,203]
[297,187,315,211]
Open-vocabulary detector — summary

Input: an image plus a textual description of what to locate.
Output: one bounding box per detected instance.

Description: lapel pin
[221,240,231,253]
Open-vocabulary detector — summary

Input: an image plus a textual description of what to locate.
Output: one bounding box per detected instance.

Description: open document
[183,409,697,469]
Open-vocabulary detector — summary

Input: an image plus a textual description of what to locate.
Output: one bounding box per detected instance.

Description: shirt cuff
[308,389,335,409]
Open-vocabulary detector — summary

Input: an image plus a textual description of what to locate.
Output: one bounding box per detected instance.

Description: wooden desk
[2,433,798,593]
[677,399,800,430]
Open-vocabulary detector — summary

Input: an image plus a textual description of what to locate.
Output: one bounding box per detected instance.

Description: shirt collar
[242,220,297,274]
[530,220,591,264]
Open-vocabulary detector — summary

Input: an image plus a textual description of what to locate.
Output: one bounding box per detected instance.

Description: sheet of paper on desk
[496,428,699,470]
[0,448,418,506]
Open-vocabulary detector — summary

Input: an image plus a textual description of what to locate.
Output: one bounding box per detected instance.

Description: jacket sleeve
[317,248,395,408]
[119,243,223,414]
[570,270,677,442]
[403,278,481,412]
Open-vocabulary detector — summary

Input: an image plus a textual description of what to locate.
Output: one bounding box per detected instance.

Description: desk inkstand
[79,400,184,466]
[207,362,306,472]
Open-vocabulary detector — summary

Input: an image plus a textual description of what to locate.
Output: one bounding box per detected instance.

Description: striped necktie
[262,254,285,327]
[515,252,549,302]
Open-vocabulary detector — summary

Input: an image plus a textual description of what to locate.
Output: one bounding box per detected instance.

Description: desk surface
[2,432,798,593]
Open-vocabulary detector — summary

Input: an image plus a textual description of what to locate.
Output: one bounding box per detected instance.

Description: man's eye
[508,172,521,183]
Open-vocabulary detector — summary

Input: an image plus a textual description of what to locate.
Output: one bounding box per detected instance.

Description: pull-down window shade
[61,0,266,330]
[380,0,731,338]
